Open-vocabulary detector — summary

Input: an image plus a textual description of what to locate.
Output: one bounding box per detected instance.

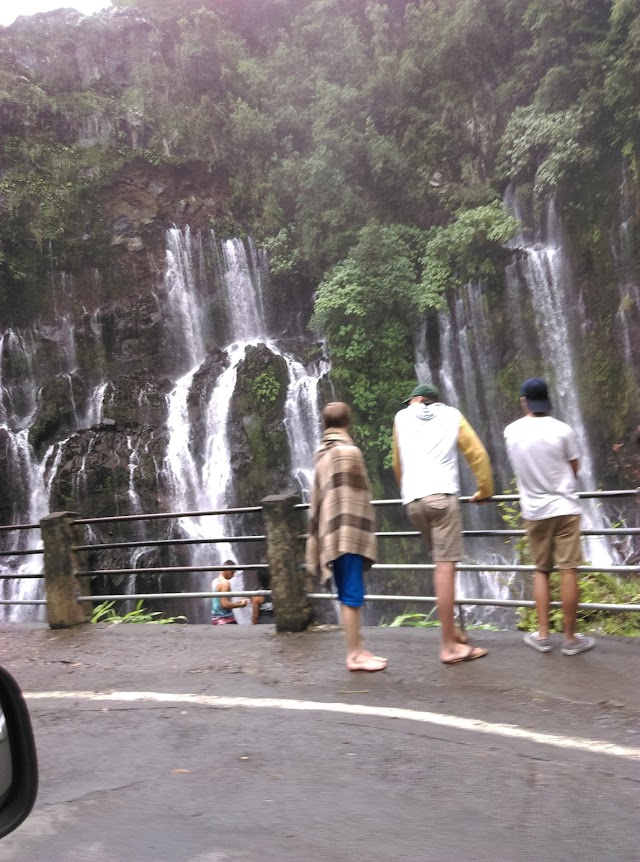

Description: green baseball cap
[402,383,440,404]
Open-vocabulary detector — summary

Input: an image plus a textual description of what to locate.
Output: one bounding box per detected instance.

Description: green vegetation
[251,370,282,404]
[0,0,638,464]
[499,486,640,637]
[386,610,503,632]
[516,573,640,637]
[91,599,187,624]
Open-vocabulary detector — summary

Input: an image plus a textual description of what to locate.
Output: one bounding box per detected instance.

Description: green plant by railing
[497,483,640,636]
[91,600,187,625]
[517,572,640,637]
[385,610,503,632]
[386,611,441,628]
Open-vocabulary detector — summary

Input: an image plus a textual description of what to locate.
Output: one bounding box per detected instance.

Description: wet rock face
[187,348,230,469]
[29,374,83,458]
[228,344,293,506]
[0,429,23,524]
[103,376,173,429]
[49,425,168,518]
[96,296,166,377]
[100,160,229,296]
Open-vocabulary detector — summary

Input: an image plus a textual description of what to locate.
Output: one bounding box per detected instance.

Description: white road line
[25,690,640,761]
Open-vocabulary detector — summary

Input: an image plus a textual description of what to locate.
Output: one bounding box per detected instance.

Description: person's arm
[457,416,494,501]
[217,577,247,610]
[305,468,322,575]
[563,427,580,480]
[391,422,401,489]
[251,595,264,624]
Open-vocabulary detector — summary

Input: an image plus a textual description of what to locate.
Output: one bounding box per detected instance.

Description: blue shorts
[332,553,365,608]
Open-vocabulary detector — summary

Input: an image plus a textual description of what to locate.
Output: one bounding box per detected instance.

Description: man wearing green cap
[392,383,494,664]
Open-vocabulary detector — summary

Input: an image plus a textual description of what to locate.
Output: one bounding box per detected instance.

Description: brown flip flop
[441,646,488,666]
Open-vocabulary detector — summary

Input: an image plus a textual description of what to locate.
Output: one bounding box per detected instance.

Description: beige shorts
[406,495,462,562]
[524,514,582,573]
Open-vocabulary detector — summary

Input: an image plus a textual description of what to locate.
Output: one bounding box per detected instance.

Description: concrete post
[40,512,92,629]
[261,494,312,632]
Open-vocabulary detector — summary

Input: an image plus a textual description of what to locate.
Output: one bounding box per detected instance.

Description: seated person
[211,560,249,625]
[251,568,274,625]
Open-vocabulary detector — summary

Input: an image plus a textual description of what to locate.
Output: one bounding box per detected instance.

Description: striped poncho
[305,428,377,585]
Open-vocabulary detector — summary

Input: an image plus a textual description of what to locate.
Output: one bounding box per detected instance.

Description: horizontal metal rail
[73,506,263,526]
[72,592,640,613]
[74,561,640,579]
[297,528,640,541]
[295,489,640,510]
[307,594,640,612]
[78,590,271,603]
[371,563,640,573]
[72,535,266,553]
[0,548,44,556]
[0,574,43,579]
[76,563,270,578]
[1,488,637,532]
[376,528,640,538]
[0,599,47,605]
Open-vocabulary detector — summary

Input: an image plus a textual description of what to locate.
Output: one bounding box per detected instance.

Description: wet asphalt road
[0,623,638,862]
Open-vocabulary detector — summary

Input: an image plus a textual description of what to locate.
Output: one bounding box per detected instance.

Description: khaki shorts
[406,495,462,562]
[525,514,582,573]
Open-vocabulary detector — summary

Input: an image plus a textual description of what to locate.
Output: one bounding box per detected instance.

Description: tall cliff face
[0,1,638,621]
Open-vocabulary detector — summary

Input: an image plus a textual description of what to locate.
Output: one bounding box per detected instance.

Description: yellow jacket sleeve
[391,423,401,489]
[457,416,494,500]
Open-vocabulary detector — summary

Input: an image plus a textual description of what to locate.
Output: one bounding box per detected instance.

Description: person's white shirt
[393,402,464,503]
[504,415,580,520]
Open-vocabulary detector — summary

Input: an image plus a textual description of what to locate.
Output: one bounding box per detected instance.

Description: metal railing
[0,489,638,615]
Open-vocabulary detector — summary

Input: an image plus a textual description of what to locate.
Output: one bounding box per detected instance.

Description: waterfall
[164,227,207,370]
[505,192,615,566]
[220,238,267,341]
[611,170,640,375]
[0,330,49,621]
[415,294,517,625]
[160,228,328,621]
[282,353,328,499]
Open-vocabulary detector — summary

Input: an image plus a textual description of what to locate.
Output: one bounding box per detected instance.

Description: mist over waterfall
[160,228,328,620]
[505,192,616,566]
[0,208,636,625]
[408,187,635,622]
[0,228,329,623]
[414,289,518,626]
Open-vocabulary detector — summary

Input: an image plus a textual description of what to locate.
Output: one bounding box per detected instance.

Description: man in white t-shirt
[392,383,494,665]
[504,378,595,656]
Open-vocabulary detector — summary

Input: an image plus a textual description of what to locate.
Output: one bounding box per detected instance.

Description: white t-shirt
[504,416,580,520]
[394,402,462,503]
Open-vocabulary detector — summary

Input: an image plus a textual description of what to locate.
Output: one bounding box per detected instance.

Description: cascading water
[282,353,329,499]
[0,227,325,623]
[505,191,616,566]
[415,291,517,625]
[160,228,328,621]
[0,332,48,621]
[611,170,640,376]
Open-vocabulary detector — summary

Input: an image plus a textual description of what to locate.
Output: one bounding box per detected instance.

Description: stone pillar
[261,494,312,633]
[40,512,92,629]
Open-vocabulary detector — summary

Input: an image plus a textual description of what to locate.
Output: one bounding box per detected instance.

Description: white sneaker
[523,631,552,653]
[561,633,596,656]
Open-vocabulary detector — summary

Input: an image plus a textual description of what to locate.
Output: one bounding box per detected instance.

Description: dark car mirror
[0,666,38,839]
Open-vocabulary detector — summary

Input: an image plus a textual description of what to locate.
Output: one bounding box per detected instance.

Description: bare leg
[559,568,579,642]
[342,604,362,656]
[533,570,551,639]
[342,605,387,671]
[436,561,487,663]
